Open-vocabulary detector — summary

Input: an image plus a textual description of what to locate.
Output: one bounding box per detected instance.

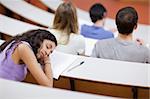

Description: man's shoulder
[95,38,115,48]
[97,38,115,44]
[81,24,93,31]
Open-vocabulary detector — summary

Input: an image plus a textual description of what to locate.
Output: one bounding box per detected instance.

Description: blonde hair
[53,2,78,44]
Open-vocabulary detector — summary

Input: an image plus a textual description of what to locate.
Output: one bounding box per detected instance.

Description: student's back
[81,24,114,39]
[81,3,114,40]
[49,29,85,55]
[92,38,150,63]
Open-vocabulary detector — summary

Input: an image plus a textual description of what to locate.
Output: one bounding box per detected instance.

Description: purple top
[0,41,30,81]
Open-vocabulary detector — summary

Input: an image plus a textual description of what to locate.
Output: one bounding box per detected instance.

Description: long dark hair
[0,29,57,56]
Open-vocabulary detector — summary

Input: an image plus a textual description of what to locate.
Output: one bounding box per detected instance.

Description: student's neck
[94,19,104,27]
[118,33,133,41]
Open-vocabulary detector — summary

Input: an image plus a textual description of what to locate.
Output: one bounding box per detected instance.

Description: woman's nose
[46,49,52,55]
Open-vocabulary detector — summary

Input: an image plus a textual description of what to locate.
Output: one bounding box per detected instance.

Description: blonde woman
[49,2,85,55]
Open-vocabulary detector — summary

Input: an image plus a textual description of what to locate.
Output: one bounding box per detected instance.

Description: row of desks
[0,78,119,99]
[0,1,149,98]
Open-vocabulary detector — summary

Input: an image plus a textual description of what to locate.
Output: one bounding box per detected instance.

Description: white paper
[50,51,78,79]
[85,38,98,56]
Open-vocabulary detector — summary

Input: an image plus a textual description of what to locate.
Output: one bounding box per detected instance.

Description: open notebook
[50,51,78,79]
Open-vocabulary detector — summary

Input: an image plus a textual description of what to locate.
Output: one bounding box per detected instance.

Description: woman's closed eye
[46,45,52,49]
[46,45,53,54]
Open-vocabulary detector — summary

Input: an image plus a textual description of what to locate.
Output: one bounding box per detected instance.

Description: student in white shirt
[49,2,85,55]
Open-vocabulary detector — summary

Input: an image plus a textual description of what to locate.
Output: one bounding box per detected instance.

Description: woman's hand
[38,54,50,66]
[43,55,51,65]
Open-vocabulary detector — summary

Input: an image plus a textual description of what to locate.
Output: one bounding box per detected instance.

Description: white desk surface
[40,0,62,11]
[62,56,150,88]
[0,78,119,99]
[0,14,43,36]
[0,0,54,27]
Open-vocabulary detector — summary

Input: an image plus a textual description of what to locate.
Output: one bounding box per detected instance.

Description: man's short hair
[89,3,107,23]
[116,7,138,35]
